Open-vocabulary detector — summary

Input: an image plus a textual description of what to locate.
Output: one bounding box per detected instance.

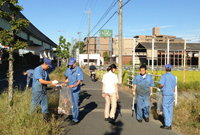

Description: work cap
[68,58,76,65]
[44,58,52,68]
[165,64,172,69]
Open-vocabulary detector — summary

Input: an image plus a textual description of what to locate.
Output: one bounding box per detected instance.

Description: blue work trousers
[29,91,49,113]
[136,95,150,120]
[163,95,174,126]
[71,90,80,122]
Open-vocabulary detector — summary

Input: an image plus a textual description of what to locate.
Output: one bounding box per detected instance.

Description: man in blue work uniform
[29,58,57,121]
[64,58,83,125]
[159,64,176,130]
[132,65,154,123]
[22,69,33,88]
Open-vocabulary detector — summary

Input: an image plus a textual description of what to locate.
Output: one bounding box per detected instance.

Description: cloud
[131,25,173,32]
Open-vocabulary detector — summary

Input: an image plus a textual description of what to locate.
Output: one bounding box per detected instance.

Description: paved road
[59,73,180,135]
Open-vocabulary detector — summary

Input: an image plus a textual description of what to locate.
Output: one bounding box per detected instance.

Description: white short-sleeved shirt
[102,71,118,94]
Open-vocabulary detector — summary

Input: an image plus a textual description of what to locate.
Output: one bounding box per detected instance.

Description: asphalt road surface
[58,73,180,135]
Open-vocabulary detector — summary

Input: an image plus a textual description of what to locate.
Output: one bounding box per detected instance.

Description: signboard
[100,29,113,37]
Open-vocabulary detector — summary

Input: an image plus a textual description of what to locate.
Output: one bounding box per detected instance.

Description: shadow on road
[78,102,98,123]
[115,101,123,121]
[78,91,91,106]
[104,120,123,135]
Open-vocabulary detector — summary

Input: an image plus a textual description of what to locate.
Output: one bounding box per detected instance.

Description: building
[79,54,102,66]
[83,37,112,56]
[0,3,57,60]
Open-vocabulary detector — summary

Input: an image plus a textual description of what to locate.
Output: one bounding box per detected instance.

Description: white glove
[133,92,136,96]
[26,85,29,88]
[52,80,59,84]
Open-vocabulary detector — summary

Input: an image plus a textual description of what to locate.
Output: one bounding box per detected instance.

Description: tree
[71,41,84,57]
[56,36,71,67]
[103,51,110,61]
[0,0,29,110]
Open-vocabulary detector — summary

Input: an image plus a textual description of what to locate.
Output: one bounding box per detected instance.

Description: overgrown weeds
[0,89,60,135]
[49,66,68,81]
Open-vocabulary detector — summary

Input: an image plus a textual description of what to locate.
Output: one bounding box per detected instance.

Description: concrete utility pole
[167,39,170,64]
[152,37,154,74]
[78,32,82,50]
[85,8,91,65]
[118,0,123,84]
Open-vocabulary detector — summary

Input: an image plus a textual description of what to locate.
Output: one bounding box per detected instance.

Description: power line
[79,0,90,31]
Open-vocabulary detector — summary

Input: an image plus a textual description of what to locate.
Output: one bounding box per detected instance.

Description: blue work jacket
[132,73,155,96]
[65,66,83,92]
[26,69,33,85]
[32,66,50,92]
[159,72,176,96]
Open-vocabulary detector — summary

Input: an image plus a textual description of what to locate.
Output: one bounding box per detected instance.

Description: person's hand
[116,94,119,100]
[68,85,74,88]
[150,92,153,98]
[26,85,29,88]
[102,93,105,98]
[133,91,136,96]
[51,83,57,86]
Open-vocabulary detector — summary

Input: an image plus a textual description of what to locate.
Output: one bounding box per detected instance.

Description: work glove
[133,91,136,96]
[52,80,59,84]
[26,85,29,88]
[150,92,153,98]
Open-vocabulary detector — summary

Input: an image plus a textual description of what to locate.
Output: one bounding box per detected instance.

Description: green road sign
[100,29,113,37]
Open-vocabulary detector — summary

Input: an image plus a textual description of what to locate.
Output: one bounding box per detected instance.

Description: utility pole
[118,0,123,84]
[78,32,82,50]
[85,8,91,65]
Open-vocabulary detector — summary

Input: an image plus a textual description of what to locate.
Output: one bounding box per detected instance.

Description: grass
[0,89,60,135]
[49,66,68,82]
[173,98,200,135]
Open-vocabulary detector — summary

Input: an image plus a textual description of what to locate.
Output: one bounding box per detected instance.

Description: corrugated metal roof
[138,42,200,51]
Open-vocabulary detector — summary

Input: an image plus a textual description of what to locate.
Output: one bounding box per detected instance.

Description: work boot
[160,125,172,130]
[44,113,49,122]
[144,117,149,122]
[137,119,142,123]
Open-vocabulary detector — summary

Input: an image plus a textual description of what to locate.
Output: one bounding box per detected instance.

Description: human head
[107,64,117,73]
[165,64,172,72]
[140,65,147,76]
[42,58,52,70]
[68,58,77,69]
[22,70,27,75]
[91,63,93,66]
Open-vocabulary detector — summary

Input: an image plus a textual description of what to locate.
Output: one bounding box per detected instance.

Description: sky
[18,0,200,45]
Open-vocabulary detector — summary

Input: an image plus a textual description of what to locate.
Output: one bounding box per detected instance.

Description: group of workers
[22,57,176,129]
[101,64,176,130]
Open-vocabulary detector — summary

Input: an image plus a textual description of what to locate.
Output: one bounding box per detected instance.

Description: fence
[126,69,178,107]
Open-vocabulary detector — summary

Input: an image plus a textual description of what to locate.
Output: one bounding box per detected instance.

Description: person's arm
[115,83,119,99]
[26,76,30,87]
[102,83,105,98]
[150,87,153,96]
[38,79,53,85]
[69,80,81,88]
[64,77,68,83]
[159,84,163,89]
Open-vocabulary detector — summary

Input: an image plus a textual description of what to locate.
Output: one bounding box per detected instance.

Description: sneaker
[137,119,142,123]
[108,118,115,125]
[69,121,78,126]
[144,117,149,122]
[160,125,172,130]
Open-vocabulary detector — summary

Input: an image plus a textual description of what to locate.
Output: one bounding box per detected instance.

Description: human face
[112,68,116,73]
[43,63,50,70]
[140,68,146,76]
[72,62,77,69]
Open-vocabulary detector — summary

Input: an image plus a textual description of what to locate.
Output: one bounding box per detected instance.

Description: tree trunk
[8,48,14,111]
[57,55,59,68]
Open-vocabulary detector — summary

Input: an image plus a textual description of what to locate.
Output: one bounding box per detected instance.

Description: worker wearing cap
[159,64,177,130]
[29,58,57,121]
[22,69,34,88]
[64,58,83,125]
[132,65,154,123]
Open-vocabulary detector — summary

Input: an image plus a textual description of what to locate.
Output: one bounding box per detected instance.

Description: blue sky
[19,0,200,45]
